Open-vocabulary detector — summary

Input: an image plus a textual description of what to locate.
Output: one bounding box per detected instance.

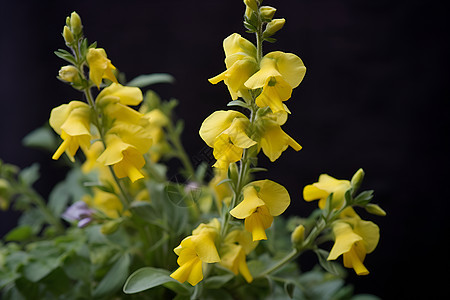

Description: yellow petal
[86,48,118,88]
[230,186,265,219]
[191,233,220,263]
[260,122,301,162]
[303,184,328,202]
[112,148,145,182]
[255,77,293,113]
[252,180,290,216]
[328,222,363,260]
[223,33,256,59]
[199,110,247,147]
[343,244,369,275]
[264,51,306,88]
[223,117,256,149]
[97,83,143,106]
[244,205,273,241]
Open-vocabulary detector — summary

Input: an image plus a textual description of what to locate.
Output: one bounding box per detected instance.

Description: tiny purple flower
[62,201,95,228]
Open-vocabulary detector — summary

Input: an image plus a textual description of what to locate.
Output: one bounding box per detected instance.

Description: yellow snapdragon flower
[200,110,256,170]
[86,48,118,88]
[256,109,301,161]
[303,174,351,210]
[97,122,152,182]
[171,219,221,286]
[245,51,306,113]
[142,109,170,162]
[220,229,257,283]
[230,180,290,241]
[328,207,380,275]
[50,101,92,162]
[209,33,258,101]
[96,83,146,126]
[83,188,124,219]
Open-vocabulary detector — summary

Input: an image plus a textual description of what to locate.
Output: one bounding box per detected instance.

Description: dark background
[1,0,449,298]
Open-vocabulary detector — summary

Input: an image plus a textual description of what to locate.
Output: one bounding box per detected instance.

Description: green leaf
[227,100,250,109]
[127,73,175,88]
[22,126,58,151]
[5,225,33,242]
[19,163,40,186]
[203,274,234,289]
[54,49,76,64]
[93,253,131,298]
[24,257,60,282]
[314,249,342,276]
[353,190,374,206]
[123,267,190,295]
[284,281,295,299]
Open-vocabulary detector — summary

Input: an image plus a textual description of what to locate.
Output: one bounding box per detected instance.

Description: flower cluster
[50,13,152,184]
[172,0,306,286]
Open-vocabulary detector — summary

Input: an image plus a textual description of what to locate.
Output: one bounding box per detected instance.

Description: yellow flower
[83,188,123,219]
[97,122,152,182]
[209,168,233,209]
[143,109,170,162]
[86,48,118,88]
[220,229,257,283]
[256,110,301,162]
[81,140,104,173]
[303,174,351,210]
[49,101,92,162]
[96,83,145,126]
[58,65,79,83]
[209,33,258,101]
[171,219,221,286]
[245,51,306,113]
[200,110,256,170]
[328,207,380,275]
[230,180,290,241]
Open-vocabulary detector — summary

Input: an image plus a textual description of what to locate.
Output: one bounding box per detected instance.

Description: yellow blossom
[209,168,233,210]
[303,174,351,210]
[97,122,152,182]
[256,110,301,161]
[83,188,124,219]
[230,180,290,241]
[209,33,258,101]
[171,219,221,286]
[58,65,79,83]
[245,51,306,113]
[143,109,170,162]
[50,101,92,162]
[328,207,380,275]
[200,110,256,170]
[220,229,257,283]
[86,48,118,88]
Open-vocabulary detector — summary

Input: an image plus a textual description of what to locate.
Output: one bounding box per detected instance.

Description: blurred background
[1,0,449,298]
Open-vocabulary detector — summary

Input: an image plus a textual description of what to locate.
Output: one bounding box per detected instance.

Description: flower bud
[58,65,79,83]
[63,25,74,45]
[351,168,365,192]
[291,224,305,245]
[260,6,276,21]
[264,18,285,37]
[70,12,83,35]
[100,219,121,235]
[364,204,386,216]
[244,0,258,12]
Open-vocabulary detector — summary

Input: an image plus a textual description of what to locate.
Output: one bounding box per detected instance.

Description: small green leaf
[314,249,342,276]
[22,127,57,151]
[19,163,40,186]
[5,225,33,242]
[227,100,250,109]
[93,254,131,298]
[54,49,76,64]
[123,267,189,295]
[127,73,175,88]
[24,257,60,282]
[263,37,277,43]
[284,281,295,299]
[353,190,374,206]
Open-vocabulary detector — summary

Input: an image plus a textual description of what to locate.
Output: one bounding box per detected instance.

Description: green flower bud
[58,65,79,83]
[63,25,74,44]
[365,203,387,216]
[70,12,82,35]
[100,219,121,235]
[291,224,305,245]
[351,168,365,192]
[260,6,276,21]
[264,18,285,37]
[244,0,258,12]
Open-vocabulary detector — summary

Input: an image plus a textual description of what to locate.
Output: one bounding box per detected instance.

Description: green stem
[257,248,299,278]
[166,121,195,179]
